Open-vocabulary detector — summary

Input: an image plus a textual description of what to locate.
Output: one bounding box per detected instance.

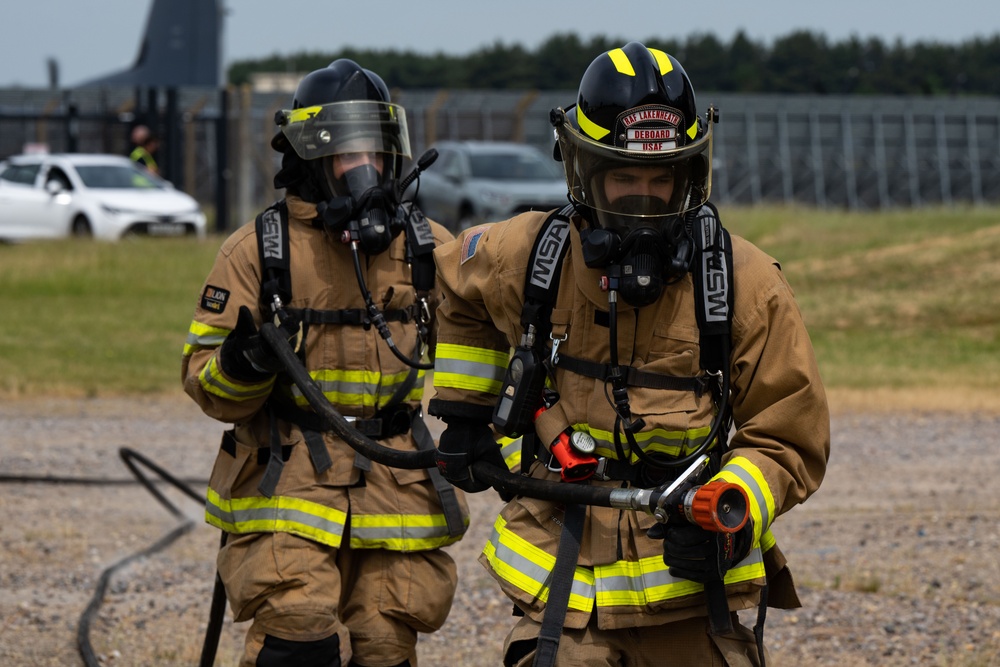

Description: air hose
[258,322,745,528]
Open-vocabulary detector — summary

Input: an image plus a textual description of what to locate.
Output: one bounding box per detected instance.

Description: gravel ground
[1,396,999,666]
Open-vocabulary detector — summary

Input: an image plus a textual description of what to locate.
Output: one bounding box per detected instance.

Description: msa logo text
[700,220,729,322]
[261,209,283,261]
[529,218,569,290]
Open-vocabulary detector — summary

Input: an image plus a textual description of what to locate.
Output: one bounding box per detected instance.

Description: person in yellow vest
[181,59,467,667]
[129,124,159,175]
[430,42,830,666]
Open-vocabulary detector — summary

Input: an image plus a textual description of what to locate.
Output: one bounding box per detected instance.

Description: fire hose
[255,322,750,636]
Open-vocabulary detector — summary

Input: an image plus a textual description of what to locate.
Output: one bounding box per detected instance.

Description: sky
[1,0,998,88]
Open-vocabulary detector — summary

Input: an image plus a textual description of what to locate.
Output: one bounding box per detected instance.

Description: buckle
[591,457,611,481]
[543,449,562,474]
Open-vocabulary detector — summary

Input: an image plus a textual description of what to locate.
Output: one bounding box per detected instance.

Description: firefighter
[182,59,468,667]
[429,42,829,666]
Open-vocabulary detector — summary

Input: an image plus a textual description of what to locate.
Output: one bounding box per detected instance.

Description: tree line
[229,31,1000,96]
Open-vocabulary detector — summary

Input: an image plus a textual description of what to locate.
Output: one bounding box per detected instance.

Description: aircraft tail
[76,0,223,88]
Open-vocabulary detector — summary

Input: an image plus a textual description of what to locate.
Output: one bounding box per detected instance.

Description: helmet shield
[553,104,713,231]
[276,100,411,162]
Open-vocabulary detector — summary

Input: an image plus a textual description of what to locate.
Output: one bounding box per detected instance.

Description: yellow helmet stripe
[687,120,698,139]
[577,106,610,141]
[607,48,635,76]
[286,105,323,124]
[648,48,674,76]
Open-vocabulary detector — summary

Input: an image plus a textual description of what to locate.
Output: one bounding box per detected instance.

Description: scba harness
[493,202,735,483]
[251,200,464,537]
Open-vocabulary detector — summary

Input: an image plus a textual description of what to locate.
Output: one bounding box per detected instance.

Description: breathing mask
[316,160,406,256]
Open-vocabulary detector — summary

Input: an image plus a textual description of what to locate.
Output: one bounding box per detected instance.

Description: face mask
[580,210,692,308]
[317,163,404,255]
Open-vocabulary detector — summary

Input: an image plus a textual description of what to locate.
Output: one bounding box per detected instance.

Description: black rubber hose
[77,448,201,667]
[471,461,620,507]
[260,322,436,470]
[260,322,665,509]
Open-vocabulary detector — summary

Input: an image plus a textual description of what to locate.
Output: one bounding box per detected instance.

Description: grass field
[2,205,998,412]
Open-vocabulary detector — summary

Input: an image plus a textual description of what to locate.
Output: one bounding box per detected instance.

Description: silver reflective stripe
[487,522,596,605]
[723,465,771,530]
[433,356,506,384]
[206,502,343,536]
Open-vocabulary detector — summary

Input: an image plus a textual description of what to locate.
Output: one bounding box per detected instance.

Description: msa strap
[689,201,734,374]
[256,201,292,314]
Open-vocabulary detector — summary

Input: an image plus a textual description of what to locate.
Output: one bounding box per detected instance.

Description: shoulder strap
[520,204,574,349]
[255,200,291,316]
[403,202,437,296]
[689,201,734,374]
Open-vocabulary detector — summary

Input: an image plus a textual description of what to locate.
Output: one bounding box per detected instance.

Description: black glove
[218,305,298,382]
[436,417,507,494]
[648,520,754,584]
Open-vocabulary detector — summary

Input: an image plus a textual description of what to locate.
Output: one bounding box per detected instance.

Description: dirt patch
[1,396,998,666]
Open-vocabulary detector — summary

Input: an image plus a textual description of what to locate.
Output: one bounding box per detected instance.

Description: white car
[0,153,207,241]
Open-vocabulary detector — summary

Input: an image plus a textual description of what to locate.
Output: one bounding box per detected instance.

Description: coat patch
[201,285,230,313]
[461,227,487,265]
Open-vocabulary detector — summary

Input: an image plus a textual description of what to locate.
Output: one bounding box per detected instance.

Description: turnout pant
[218,531,458,667]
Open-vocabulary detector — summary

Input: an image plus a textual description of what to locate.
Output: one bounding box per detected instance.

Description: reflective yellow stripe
[597,556,703,606]
[597,547,764,606]
[648,48,674,76]
[205,488,347,547]
[715,456,776,540]
[583,423,713,462]
[183,319,229,356]
[285,105,323,124]
[760,528,776,552]
[499,436,522,471]
[433,343,508,394]
[484,515,766,611]
[290,367,425,409]
[483,514,596,613]
[577,106,610,142]
[687,119,698,140]
[349,513,467,551]
[608,48,635,76]
[198,355,274,401]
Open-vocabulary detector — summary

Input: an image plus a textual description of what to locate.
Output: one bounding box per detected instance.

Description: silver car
[0,153,207,242]
[407,140,568,232]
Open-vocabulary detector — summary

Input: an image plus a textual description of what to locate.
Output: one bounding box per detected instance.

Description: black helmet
[272,59,411,202]
[551,42,715,232]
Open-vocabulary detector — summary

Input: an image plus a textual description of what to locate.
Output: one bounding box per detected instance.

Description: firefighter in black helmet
[429,42,829,666]
[183,59,467,667]
[552,42,715,307]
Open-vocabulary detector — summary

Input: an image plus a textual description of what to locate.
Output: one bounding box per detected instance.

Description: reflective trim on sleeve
[499,436,522,472]
[349,512,468,551]
[205,488,347,547]
[183,320,229,357]
[198,355,274,401]
[715,455,776,540]
[433,343,508,395]
[482,514,596,613]
[760,528,777,553]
